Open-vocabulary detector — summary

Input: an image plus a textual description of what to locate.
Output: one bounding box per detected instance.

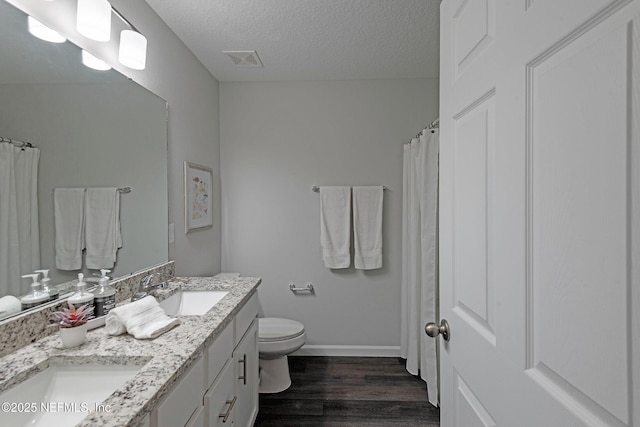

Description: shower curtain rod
[411,117,440,140]
[0,136,36,149]
[52,186,132,193]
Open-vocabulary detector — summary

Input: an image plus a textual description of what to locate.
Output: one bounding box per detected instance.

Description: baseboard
[292,345,401,357]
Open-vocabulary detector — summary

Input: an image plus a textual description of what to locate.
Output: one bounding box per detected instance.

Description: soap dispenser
[34,269,58,302]
[93,269,115,317]
[20,274,49,310]
[68,273,95,313]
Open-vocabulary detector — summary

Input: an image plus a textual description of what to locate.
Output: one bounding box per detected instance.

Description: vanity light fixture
[28,16,66,43]
[39,0,147,70]
[76,0,111,42]
[82,49,111,70]
[112,7,147,70]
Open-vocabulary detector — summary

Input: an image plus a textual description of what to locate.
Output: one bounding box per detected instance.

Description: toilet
[258,317,306,393]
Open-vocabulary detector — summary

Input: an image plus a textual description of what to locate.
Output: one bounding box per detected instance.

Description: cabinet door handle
[218,395,237,423]
[238,354,247,385]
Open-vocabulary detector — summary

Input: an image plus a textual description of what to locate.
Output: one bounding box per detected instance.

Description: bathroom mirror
[0,0,169,319]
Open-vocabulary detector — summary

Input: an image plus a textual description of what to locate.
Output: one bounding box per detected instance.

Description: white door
[438,0,640,426]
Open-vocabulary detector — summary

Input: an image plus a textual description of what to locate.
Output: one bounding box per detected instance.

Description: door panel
[439,0,640,425]
[452,93,496,344]
[452,0,495,78]
[528,22,630,425]
[454,374,496,427]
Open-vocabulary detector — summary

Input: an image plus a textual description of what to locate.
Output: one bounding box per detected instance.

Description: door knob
[425,319,450,341]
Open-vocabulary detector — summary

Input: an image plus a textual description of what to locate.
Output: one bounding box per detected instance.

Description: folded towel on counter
[105,296,179,339]
[85,188,122,269]
[352,186,384,270]
[54,188,86,270]
[319,186,352,269]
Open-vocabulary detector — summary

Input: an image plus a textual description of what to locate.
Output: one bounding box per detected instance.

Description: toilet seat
[259,318,305,342]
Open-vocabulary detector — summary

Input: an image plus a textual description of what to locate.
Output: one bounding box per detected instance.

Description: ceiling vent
[223,50,263,67]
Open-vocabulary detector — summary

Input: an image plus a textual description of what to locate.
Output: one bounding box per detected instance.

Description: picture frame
[184,161,213,233]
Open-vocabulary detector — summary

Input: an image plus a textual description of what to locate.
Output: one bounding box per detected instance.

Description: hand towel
[54,188,85,270]
[105,296,180,339]
[319,186,351,268]
[85,188,122,269]
[353,186,384,270]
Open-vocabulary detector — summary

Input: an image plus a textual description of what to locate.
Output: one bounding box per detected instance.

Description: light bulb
[77,0,111,42]
[28,16,66,43]
[119,30,147,70]
[82,50,111,70]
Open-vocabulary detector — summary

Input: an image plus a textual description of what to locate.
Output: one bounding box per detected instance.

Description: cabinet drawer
[207,321,234,389]
[235,293,258,344]
[205,360,236,426]
[154,358,204,427]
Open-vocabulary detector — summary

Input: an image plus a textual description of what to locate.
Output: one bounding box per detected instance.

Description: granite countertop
[0,276,261,427]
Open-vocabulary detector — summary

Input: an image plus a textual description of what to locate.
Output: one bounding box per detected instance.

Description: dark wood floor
[254,356,440,427]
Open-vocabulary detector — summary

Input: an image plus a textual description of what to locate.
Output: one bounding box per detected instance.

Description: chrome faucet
[131,273,167,302]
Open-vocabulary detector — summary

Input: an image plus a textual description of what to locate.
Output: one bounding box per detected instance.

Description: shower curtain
[401,129,439,407]
[0,143,40,297]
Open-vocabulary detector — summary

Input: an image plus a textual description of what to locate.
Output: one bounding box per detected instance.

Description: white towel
[105,296,180,339]
[54,188,85,270]
[319,186,351,268]
[85,188,122,269]
[353,186,384,270]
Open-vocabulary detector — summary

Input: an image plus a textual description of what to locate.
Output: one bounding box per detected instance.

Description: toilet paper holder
[289,283,314,293]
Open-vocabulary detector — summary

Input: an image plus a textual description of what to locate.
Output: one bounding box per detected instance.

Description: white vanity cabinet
[150,293,258,427]
[206,294,259,427]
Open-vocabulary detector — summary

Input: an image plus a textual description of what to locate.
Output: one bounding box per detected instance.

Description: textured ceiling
[145,0,440,82]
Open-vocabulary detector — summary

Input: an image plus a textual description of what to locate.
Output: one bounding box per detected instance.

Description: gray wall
[220,79,438,354]
[10,0,222,277]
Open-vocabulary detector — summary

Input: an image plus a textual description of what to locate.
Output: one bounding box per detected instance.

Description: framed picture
[184,161,213,233]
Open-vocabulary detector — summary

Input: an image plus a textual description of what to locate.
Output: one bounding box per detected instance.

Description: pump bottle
[68,273,95,313]
[20,274,49,310]
[93,269,115,317]
[34,269,58,302]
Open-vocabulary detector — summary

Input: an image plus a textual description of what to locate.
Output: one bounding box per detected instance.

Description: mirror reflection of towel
[54,188,85,270]
[85,188,122,269]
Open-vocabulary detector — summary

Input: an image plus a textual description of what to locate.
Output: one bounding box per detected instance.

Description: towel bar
[312,185,386,192]
[289,283,314,293]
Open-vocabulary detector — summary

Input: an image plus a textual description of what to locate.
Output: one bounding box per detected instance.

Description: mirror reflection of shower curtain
[0,143,40,297]
[401,130,439,407]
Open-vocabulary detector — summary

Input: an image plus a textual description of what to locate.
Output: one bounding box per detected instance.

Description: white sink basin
[159,290,228,316]
[0,363,143,427]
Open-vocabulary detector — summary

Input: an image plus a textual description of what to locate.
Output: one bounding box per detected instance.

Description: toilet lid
[259,318,305,342]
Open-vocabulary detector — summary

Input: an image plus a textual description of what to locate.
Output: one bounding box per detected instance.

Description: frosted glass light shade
[119,30,147,70]
[28,16,66,43]
[77,0,111,42]
[82,50,111,70]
